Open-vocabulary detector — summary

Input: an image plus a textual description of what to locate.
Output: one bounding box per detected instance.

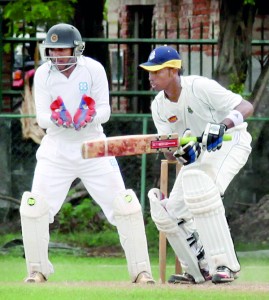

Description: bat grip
[180,134,232,145]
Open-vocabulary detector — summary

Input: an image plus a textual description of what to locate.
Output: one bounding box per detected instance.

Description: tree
[2,0,76,36]
[214,0,257,88]
[214,0,269,209]
[2,0,77,59]
[214,0,269,125]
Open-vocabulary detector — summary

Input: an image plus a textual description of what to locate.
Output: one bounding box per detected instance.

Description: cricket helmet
[43,23,85,56]
[41,23,85,72]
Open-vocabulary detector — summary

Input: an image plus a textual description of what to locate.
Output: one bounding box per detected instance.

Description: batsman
[19,23,155,284]
[139,46,254,284]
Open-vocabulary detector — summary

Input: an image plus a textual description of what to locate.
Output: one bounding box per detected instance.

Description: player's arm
[34,67,55,129]
[220,99,254,130]
[35,73,73,129]
[201,99,253,152]
[151,100,175,162]
[88,63,111,125]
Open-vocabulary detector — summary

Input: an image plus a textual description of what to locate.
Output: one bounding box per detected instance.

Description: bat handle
[180,134,232,145]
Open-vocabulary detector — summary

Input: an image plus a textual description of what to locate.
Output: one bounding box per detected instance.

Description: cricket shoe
[24,271,46,283]
[135,272,155,284]
[168,270,211,284]
[201,268,212,281]
[212,266,238,284]
[168,272,195,284]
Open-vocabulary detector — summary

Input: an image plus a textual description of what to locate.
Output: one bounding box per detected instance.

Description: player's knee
[20,191,50,218]
[113,189,142,217]
[182,169,222,215]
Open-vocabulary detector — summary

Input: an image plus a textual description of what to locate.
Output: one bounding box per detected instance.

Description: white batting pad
[148,188,206,283]
[20,191,54,279]
[113,189,152,282]
[182,170,240,273]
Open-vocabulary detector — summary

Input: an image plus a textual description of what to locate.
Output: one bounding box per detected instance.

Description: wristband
[225,110,244,127]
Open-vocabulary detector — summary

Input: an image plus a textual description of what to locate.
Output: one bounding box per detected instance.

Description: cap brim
[139,60,182,71]
[139,65,167,71]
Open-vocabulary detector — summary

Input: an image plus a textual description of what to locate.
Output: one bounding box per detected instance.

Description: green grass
[1,284,268,300]
[1,230,269,299]
[0,247,269,300]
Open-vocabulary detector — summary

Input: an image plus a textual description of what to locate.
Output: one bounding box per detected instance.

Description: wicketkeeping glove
[50,96,72,128]
[173,129,201,165]
[73,94,96,131]
[201,122,227,152]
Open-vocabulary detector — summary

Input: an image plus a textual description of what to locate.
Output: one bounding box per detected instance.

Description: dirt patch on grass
[18,281,269,293]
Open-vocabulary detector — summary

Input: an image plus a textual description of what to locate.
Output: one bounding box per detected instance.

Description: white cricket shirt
[34,55,110,142]
[151,75,243,136]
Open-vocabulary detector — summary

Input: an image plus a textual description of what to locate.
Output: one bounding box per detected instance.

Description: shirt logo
[187,106,193,113]
[79,82,88,93]
[168,115,178,123]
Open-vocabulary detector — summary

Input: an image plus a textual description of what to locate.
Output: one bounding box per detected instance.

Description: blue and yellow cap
[139,46,182,71]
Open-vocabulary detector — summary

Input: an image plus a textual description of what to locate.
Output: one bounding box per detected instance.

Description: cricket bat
[82,133,232,159]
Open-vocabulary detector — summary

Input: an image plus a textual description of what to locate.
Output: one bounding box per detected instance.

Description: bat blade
[82,133,179,159]
[81,133,232,159]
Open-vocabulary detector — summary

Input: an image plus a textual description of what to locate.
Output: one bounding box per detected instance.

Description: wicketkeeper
[20,23,155,284]
[139,46,253,284]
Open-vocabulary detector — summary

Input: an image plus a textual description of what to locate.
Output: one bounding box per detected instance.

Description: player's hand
[50,96,72,128]
[173,129,201,165]
[201,122,227,152]
[73,94,96,131]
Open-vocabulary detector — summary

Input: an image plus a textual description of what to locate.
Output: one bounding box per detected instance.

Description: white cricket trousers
[31,135,126,225]
[166,125,252,220]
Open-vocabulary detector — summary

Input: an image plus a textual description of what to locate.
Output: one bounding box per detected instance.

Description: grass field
[1,247,269,300]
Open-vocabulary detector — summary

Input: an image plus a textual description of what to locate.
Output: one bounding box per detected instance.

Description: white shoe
[135,272,155,284]
[24,271,46,283]
[212,266,238,284]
